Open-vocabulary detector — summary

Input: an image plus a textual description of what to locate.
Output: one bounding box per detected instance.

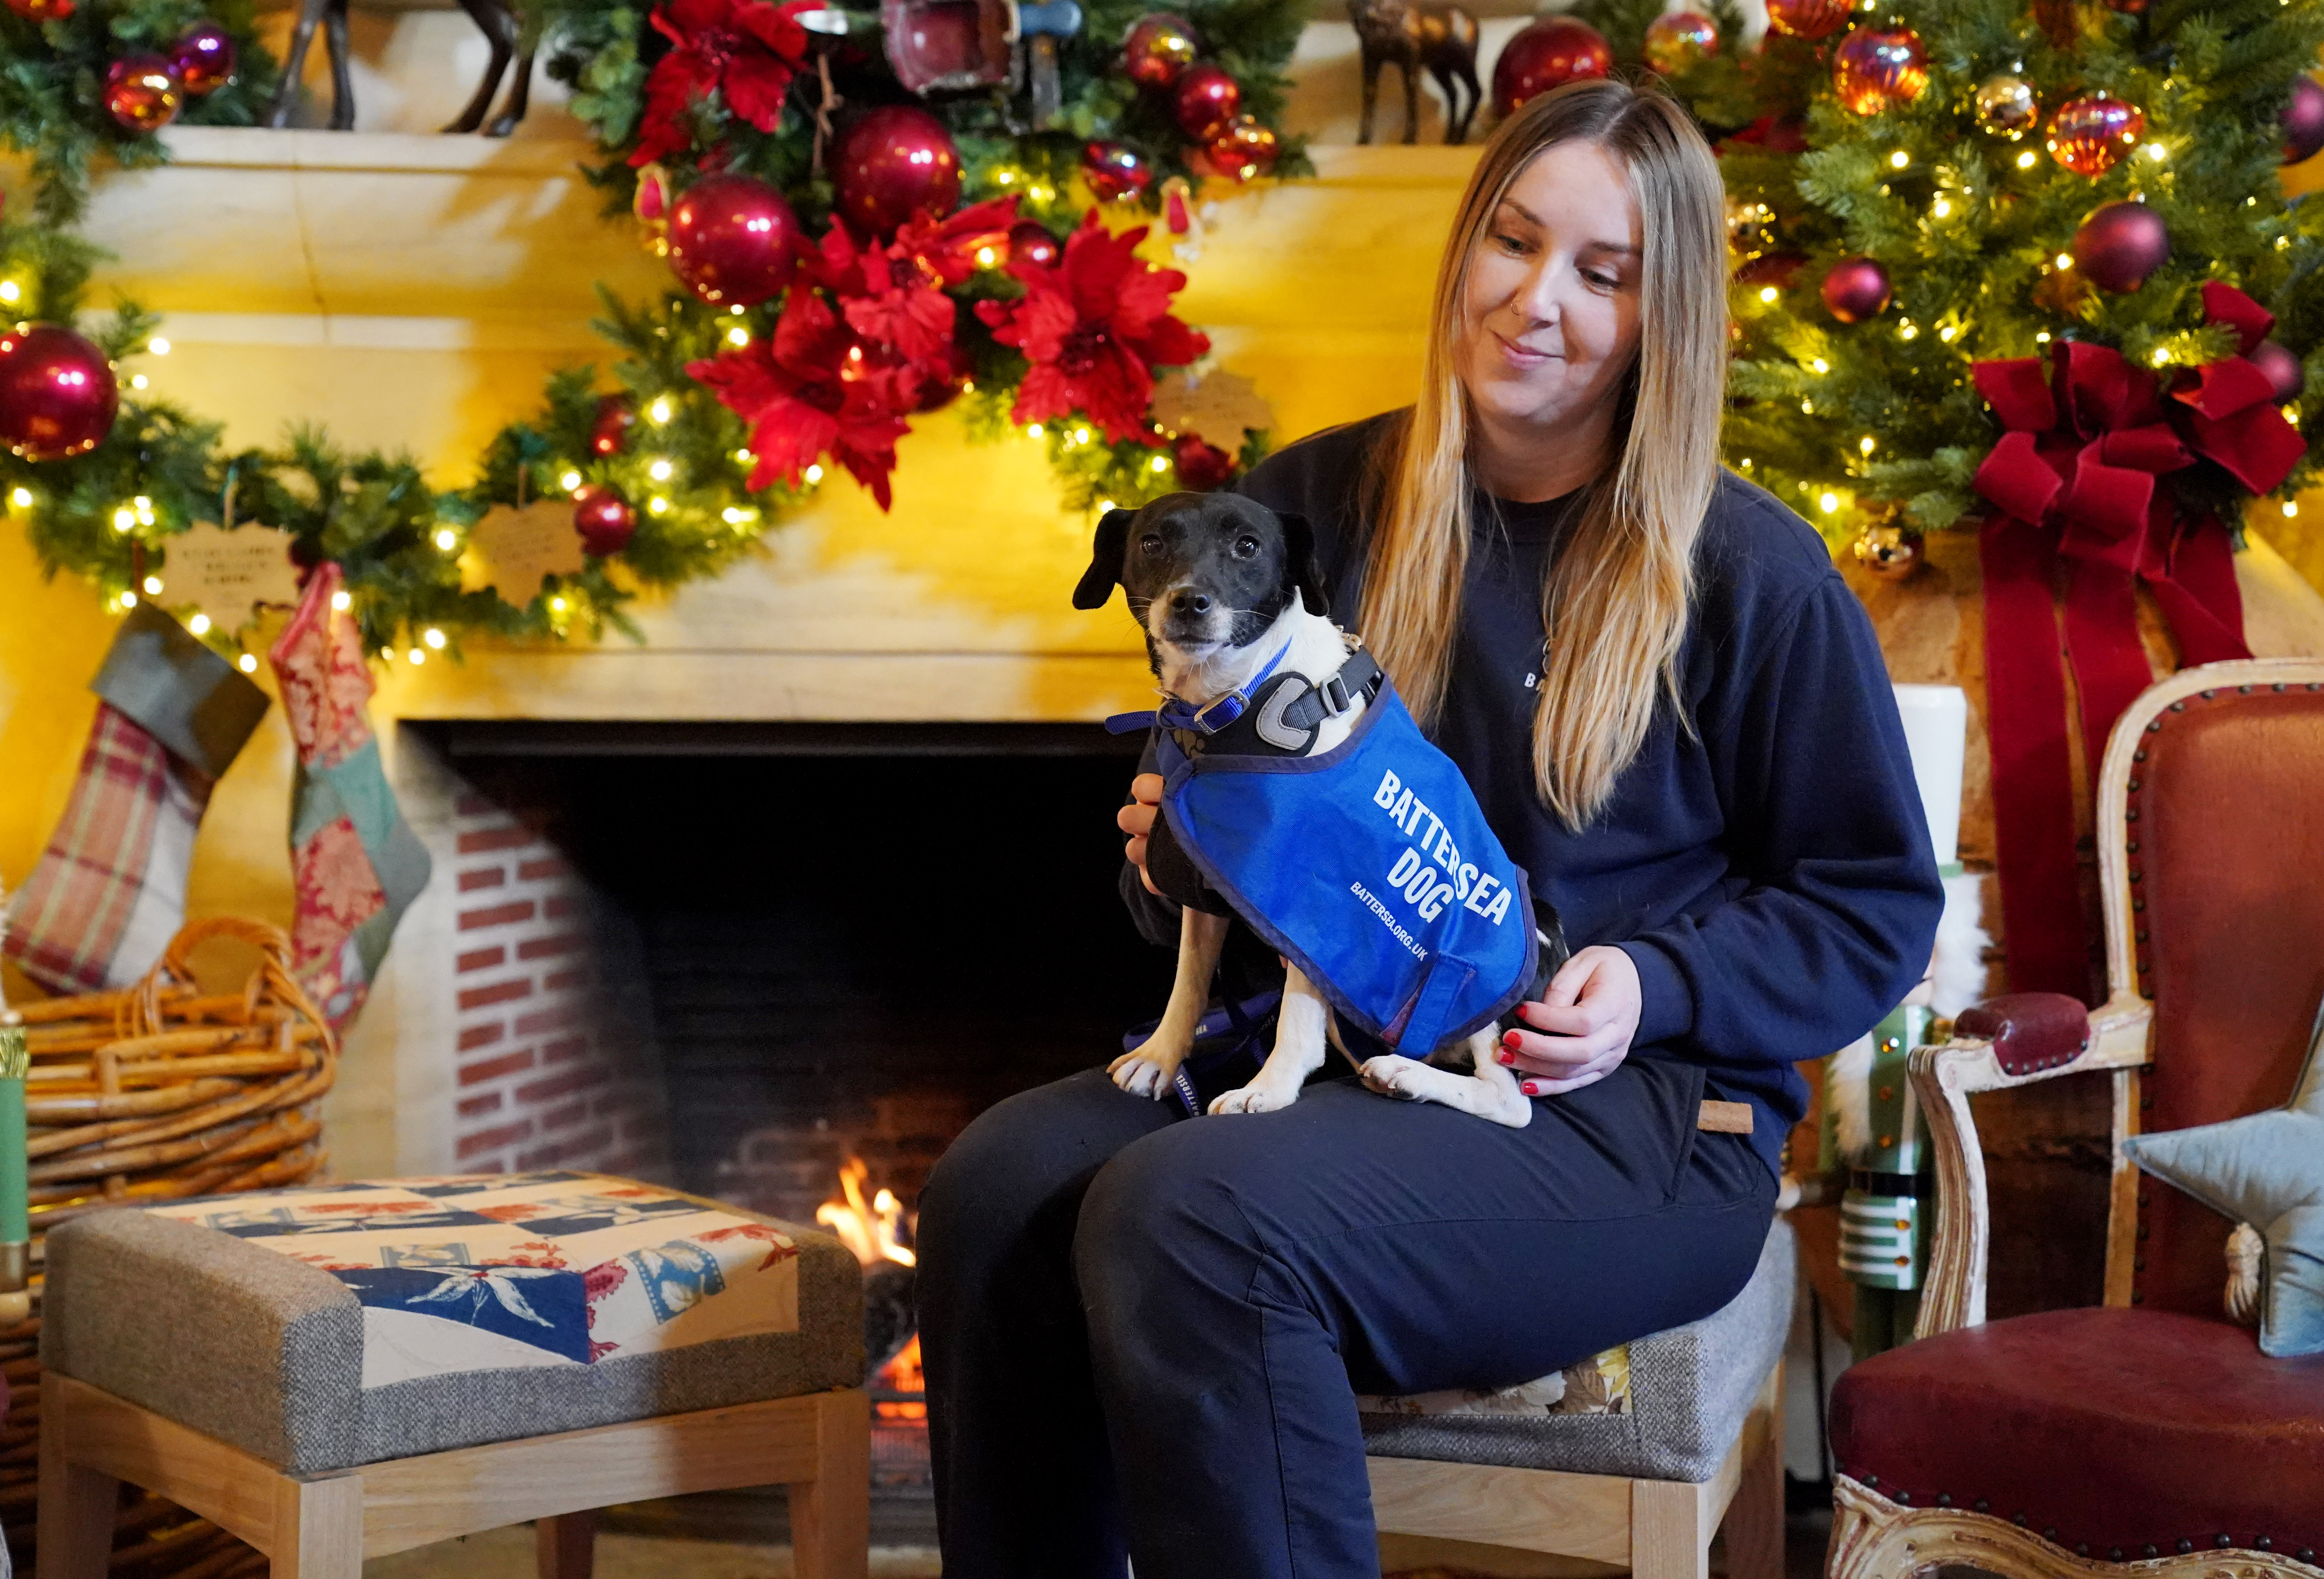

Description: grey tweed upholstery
[1361,1215,1795,1483]
[42,1185,864,1476]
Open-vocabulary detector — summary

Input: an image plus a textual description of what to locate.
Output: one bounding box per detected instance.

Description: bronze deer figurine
[264,0,534,135]
[1349,0,1480,145]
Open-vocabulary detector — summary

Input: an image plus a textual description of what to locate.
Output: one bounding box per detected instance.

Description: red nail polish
[1521,1081,1539,1096]
[1496,1051,1515,1065]
[1502,1030,1521,1048]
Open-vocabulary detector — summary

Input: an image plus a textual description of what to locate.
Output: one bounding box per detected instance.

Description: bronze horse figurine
[265,0,534,135]
[1349,0,1479,145]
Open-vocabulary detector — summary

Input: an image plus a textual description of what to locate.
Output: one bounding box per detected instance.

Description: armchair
[1824,660,2324,1577]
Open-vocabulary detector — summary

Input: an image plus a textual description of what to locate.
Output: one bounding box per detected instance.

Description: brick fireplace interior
[415,720,1176,1543]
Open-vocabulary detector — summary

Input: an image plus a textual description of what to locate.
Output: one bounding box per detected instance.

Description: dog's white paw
[1207,1078,1301,1115]
[1108,1052,1177,1099]
[1359,1055,1428,1101]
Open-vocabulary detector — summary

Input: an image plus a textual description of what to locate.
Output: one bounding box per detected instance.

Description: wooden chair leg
[37,1375,120,1579]
[1633,1480,1710,1579]
[1721,1416,1786,1579]
[536,1509,598,1579]
[785,1390,870,1579]
[270,1475,364,1579]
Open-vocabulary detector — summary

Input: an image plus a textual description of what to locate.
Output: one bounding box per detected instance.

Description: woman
[918,79,1940,1579]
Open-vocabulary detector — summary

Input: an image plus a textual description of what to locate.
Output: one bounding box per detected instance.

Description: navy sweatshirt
[1121,412,1942,1176]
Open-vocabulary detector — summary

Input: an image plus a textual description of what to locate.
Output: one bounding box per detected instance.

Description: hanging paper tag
[161,521,304,633]
[463,501,587,607]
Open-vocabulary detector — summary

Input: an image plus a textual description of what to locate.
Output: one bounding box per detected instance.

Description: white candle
[1892,684,1967,868]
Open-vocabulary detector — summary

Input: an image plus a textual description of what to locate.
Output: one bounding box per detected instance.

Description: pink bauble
[2073,201,2169,293]
[1173,64,1241,141]
[167,21,237,95]
[1082,141,1156,201]
[2286,75,2324,165]
[104,55,185,134]
[1123,13,1200,89]
[0,324,120,461]
[833,107,963,237]
[1830,28,1926,116]
[2046,93,2144,178]
[1490,17,1611,119]
[573,486,637,557]
[666,173,801,307]
[1820,256,1892,324]
[2249,339,2305,401]
[1008,220,1063,268]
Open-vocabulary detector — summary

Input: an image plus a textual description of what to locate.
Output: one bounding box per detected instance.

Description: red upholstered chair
[1825,659,2324,1578]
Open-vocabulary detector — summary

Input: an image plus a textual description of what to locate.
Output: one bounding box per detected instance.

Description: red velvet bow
[1971,284,2301,1000]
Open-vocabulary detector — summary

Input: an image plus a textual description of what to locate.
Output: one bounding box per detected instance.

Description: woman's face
[1456,139,1645,444]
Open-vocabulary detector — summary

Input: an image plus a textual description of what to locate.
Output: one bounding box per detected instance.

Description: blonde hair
[1358,80,1729,826]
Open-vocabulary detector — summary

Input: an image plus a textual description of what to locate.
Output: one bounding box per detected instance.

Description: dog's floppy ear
[1277,510,1330,618]
[1073,508,1138,609]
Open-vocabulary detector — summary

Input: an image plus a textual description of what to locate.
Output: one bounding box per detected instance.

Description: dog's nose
[1172,590,1213,617]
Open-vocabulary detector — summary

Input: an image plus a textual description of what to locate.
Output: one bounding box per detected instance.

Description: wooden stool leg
[786,1390,869,1579]
[38,1374,120,1579]
[270,1475,364,1579]
[536,1510,598,1579]
[1722,1420,1786,1579]
[1633,1480,1710,1579]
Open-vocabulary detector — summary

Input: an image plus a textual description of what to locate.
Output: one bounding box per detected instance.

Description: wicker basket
[0,917,337,1577]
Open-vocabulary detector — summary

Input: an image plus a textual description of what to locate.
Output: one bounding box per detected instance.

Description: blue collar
[1106,638,1293,737]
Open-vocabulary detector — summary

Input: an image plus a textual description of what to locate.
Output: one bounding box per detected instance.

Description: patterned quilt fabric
[146,1172,799,1389]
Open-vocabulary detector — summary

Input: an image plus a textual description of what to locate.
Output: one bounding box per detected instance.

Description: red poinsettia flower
[687,289,912,508]
[975,211,1210,445]
[630,0,815,168]
[814,197,1017,384]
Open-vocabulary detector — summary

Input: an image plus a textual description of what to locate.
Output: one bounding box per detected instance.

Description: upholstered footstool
[1361,1215,1795,1579]
[35,1172,867,1579]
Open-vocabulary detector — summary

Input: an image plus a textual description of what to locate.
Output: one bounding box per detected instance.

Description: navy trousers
[916,1056,1778,1579]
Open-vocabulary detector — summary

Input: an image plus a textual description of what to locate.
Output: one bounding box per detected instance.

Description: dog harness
[1112,664,1539,1060]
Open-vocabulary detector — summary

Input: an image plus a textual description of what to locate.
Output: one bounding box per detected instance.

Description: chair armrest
[1907,994,2152,1340]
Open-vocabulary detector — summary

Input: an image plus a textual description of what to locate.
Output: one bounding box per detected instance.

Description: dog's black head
[1071,493,1328,655]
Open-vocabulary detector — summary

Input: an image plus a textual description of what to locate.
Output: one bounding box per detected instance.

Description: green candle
[0,1026,26,1270]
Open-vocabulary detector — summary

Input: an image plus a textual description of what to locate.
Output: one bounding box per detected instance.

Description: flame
[875,1334,926,1420]
[816,1156,916,1267]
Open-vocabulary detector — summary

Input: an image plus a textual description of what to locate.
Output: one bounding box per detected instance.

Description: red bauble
[1830,28,1926,116]
[1173,64,1242,140]
[2073,201,2169,293]
[2046,94,2143,177]
[1173,434,1234,490]
[1123,13,1200,89]
[1207,116,1279,182]
[589,394,635,457]
[167,21,237,94]
[0,324,120,461]
[1641,11,1718,75]
[2,0,74,21]
[2286,76,2324,165]
[667,173,801,308]
[1820,256,1891,323]
[573,487,637,557]
[1082,141,1156,201]
[2249,339,2306,402]
[833,106,963,237]
[1008,220,1063,268]
[1490,17,1611,119]
[1763,0,1848,40]
[104,55,185,134]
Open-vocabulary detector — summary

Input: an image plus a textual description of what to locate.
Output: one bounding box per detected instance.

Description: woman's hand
[1498,945,1641,1096]
[1117,773,1166,895]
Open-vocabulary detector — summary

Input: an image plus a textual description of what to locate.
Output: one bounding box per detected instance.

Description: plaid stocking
[4,605,269,995]
[269,564,432,1033]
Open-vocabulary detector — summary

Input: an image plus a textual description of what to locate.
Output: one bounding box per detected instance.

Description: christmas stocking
[4,604,270,995]
[268,563,432,1033]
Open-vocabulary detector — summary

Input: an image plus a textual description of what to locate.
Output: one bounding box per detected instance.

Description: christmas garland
[0,0,1308,658]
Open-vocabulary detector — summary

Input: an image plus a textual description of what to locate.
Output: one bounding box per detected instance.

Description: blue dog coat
[1140,679,1539,1059]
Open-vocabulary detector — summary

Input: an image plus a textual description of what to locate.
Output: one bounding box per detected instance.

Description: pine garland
[1,0,1305,659]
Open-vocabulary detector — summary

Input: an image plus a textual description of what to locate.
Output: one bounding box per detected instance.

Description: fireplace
[390,719,1172,1541]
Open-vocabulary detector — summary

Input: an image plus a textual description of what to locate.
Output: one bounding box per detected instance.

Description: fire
[816,1156,916,1267]
[877,1335,926,1421]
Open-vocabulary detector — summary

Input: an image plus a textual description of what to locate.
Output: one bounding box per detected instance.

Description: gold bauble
[1974,74,2038,136]
[1853,520,1925,580]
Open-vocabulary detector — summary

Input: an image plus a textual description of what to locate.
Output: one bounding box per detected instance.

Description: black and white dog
[1077,491,1560,1125]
